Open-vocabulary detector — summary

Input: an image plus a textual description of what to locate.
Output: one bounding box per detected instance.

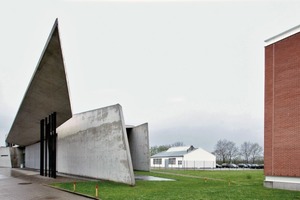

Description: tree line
[213,139,263,164]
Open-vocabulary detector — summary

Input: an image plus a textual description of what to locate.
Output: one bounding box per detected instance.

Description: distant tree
[171,141,185,147]
[240,141,252,163]
[249,143,263,164]
[150,145,171,156]
[227,141,239,163]
[240,142,263,164]
[213,139,239,163]
[214,139,229,163]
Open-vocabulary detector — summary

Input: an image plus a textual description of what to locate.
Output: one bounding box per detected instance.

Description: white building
[151,146,216,169]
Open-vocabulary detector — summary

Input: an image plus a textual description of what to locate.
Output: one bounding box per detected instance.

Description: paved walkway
[0,167,90,200]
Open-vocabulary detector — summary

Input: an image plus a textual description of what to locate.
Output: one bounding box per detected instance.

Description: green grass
[51,170,300,200]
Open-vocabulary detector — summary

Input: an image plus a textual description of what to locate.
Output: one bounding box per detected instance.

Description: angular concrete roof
[6,19,72,146]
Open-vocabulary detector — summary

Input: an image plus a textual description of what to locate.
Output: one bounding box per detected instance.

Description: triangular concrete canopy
[6,19,72,146]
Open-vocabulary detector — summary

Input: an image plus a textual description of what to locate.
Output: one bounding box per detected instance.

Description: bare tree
[249,143,263,164]
[227,141,239,163]
[214,139,229,163]
[240,141,252,163]
[240,142,263,164]
[150,145,170,156]
[171,142,184,147]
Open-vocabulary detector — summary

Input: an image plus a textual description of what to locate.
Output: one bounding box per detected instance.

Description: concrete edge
[118,104,135,186]
[264,180,300,191]
[265,24,300,46]
[130,123,150,171]
[44,184,100,200]
[57,172,104,182]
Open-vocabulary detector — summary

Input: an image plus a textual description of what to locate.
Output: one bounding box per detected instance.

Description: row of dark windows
[153,158,182,165]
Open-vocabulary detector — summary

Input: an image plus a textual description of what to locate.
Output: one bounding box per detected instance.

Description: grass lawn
[51,169,300,200]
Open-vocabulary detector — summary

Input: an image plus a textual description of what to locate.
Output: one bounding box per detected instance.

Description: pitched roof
[6,19,72,146]
[166,146,192,152]
[151,150,188,158]
[151,146,196,158]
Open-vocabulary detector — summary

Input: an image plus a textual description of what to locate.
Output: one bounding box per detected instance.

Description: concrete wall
[10,147,23,168]
[0,147,24,168]
[57,104,135,185]
[265,176,300,191]
[0,147,12,168]
[25,143,40,169]
[127,123,150,171]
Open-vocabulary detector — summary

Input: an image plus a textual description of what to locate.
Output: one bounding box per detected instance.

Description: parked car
[245,164,252,168]
[216,164,222,168]
[250,164,259,169]
[222,163,229,168]
[257,164,264,169]
[238,163,247,168]
[228,163,238,168]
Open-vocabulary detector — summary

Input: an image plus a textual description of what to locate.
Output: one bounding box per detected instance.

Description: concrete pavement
[0,167,90,200]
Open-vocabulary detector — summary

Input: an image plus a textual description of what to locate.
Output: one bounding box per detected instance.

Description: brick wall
[265,33,300,177]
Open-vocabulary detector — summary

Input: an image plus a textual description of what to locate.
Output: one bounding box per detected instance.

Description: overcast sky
[1,0,300,151]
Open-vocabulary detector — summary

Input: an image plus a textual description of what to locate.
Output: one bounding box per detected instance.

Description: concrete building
[24,105,149,185]
[4,19,149,186]
[151,146,216,169]
[264,25,300,191]
[0,147,23,168]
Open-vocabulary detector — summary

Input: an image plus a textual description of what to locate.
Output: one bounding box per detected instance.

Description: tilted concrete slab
[56,104,135,185]
[6,19,72,146]
[127,123,150,171]
[24,105,149,185]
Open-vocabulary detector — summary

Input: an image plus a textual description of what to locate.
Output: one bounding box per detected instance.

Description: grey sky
[1,0,300,151]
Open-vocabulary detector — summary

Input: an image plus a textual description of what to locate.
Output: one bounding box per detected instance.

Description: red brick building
[265,25,300,190]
